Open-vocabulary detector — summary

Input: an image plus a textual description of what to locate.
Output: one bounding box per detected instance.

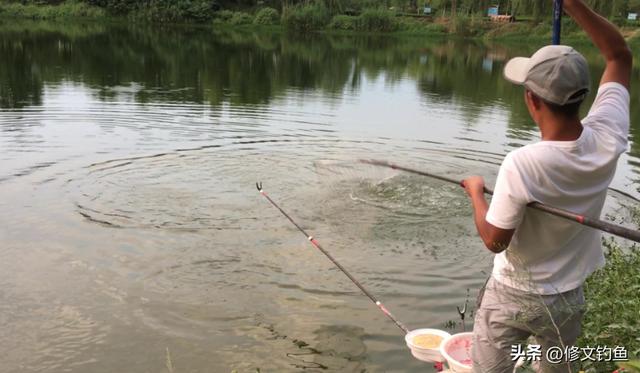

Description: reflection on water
[2,21,640,153]
[0,21,639,373]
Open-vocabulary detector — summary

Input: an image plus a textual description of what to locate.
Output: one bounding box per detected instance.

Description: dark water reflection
[1,20,639,373]
[3,22,640,149]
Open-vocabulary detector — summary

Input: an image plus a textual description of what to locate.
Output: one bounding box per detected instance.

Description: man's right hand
[561,0,632,89]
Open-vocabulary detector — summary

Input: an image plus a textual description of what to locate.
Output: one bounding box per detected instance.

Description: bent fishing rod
[256,182,410,334]
[360,159,640,244]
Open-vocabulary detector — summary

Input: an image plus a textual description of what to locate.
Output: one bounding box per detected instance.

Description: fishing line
[256,182,410,334]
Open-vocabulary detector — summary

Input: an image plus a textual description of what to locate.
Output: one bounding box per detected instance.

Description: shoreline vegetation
[581,238,640,372]
[1,0,640,44]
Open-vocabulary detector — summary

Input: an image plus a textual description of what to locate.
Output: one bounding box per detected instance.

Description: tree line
[7,0,640,20]
[246,0,640,19]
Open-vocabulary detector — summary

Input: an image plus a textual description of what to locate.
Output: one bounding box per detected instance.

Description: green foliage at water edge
[8,0,640,20]
[281,2,330,31]
[328,14,357,30]
[133,0,218,23]
[3,0,640,39]
[356,9,397,32]
[0,0,105,19]
[327,9,398,32]
[253,7,279,25]
[578,238,640,373]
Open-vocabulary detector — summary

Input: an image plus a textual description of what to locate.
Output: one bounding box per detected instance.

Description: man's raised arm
[564,0,632,89]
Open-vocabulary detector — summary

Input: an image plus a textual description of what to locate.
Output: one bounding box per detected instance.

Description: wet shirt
[486,82,630,294]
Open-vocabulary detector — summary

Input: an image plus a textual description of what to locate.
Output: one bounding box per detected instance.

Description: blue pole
[552,0,564,45]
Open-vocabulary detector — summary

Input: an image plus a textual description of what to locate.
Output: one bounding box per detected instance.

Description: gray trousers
[471,277,585,373]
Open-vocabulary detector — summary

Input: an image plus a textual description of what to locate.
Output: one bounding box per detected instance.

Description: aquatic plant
[165,347,174,373]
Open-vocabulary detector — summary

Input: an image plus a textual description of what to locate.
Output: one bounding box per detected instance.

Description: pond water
[1,21,639,373]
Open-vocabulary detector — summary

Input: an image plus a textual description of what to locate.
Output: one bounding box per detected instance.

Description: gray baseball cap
[504,45,590,106]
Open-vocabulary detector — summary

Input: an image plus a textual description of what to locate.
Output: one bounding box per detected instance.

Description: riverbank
[2,1,640,44]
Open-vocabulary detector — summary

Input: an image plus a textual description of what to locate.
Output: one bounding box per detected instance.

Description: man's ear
[526,91,542,110]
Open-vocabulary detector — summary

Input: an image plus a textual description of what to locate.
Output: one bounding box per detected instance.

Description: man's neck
[539,116,584,141]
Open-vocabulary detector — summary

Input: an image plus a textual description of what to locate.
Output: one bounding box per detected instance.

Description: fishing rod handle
[472,187,640,244]
[361,160,640,244]
[461,179,640,243]
[530,202,640,243]
[473,185,640,243]
[458,179,494,196]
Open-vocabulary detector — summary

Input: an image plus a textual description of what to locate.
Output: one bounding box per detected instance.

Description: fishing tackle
[256,182,410,334]
[552,0,564,45]
[360,159,640,244]
[457,292,469,332]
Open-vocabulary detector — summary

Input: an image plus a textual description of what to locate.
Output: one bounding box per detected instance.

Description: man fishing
[462,0,632,372]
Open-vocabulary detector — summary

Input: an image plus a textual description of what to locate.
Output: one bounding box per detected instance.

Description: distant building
[487,5,514,23]
[629,12,638,21]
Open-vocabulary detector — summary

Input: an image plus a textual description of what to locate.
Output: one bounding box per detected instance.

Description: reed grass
[165,347,175,373]
[281,2,331,32]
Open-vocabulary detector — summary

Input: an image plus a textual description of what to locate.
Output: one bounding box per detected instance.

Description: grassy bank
[577,202,640,372]
[0,1,105,19]
[205,2,640,43]
[578,237,640,373]
[2,1,640,43]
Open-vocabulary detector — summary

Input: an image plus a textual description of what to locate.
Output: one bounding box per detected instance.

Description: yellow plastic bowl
[405,328,451,363]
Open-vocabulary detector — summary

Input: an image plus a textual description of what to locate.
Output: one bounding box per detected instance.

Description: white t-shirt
[486,82,630,295]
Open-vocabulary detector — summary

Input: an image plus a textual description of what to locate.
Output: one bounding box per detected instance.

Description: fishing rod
[360,159,640,244]
[256,182,410,334]
[552,0,564,45]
